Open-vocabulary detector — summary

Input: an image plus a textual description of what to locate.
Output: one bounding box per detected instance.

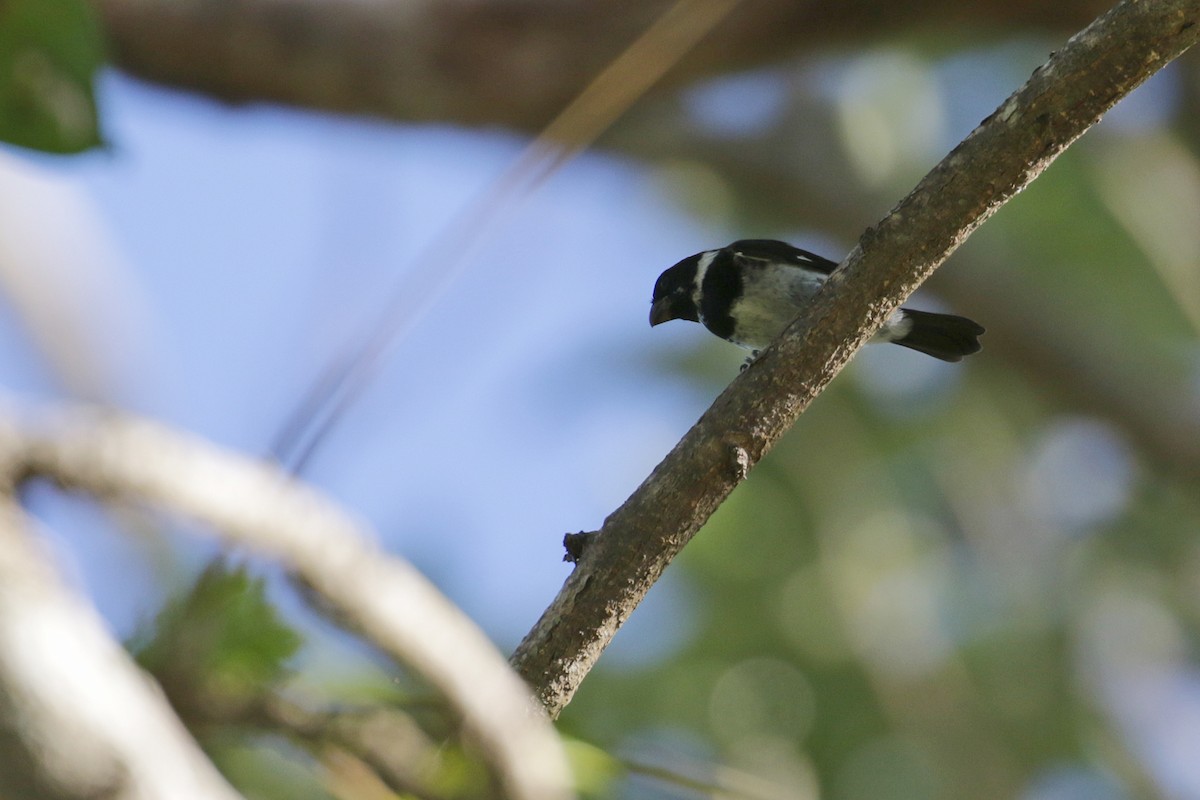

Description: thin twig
[255,695,450,800]
[271,0,740,473]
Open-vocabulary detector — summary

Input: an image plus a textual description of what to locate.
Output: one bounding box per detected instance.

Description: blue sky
[4,70,732,659]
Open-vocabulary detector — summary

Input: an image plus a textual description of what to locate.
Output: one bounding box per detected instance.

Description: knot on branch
[722,433,758,482]
[563,530,597,564]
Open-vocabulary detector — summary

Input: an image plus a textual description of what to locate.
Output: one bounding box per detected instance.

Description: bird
[650,239,984,363]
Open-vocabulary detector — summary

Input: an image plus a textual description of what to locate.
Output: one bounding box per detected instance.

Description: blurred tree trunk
[92,0,1109,128]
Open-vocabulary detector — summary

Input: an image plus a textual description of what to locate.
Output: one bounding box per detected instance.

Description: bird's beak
[649,297,674,327]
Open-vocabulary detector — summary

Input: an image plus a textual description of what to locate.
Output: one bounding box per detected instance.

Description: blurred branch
[256,695,449,800]
[90,0,1108,129]
[0,493,244,800]
[511,0,1200,716]
[0,406,573,800]
[0,153,153,403]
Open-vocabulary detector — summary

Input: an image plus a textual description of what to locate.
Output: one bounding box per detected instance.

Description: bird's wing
[728,239,839,275]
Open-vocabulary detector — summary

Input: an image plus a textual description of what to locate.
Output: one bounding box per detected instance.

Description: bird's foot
[739,350,761,373]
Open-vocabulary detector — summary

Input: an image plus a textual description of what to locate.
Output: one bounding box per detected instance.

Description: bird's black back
[727,240,839,275]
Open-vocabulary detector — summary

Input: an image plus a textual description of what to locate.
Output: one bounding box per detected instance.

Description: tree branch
[90,0,1109,129]
[256,696,449,800]
[511,0,1200,716]
[0,494,246,800]
[0,407,572,800]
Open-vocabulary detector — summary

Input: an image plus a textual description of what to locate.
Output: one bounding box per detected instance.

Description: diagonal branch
[511,0,1200,717]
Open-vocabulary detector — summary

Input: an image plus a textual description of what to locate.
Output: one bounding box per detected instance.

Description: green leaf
[0,0,104,153]
[132,561,304,724]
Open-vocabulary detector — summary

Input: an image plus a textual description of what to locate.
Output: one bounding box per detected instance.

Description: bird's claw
[739,350,761,372]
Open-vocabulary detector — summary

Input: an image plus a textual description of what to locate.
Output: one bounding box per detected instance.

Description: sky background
[4,68,736,658]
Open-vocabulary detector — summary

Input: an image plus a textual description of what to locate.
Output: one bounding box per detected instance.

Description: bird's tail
[890,309,985,362]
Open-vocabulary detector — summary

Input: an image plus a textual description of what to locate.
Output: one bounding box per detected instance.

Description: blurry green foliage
[566,738,625,799]
[129,563,523,800]
[0,0,103,152]
[131,561,303,726]
[205,734,333,800]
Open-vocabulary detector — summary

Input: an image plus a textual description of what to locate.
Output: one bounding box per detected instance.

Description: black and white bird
[650,239,984,363]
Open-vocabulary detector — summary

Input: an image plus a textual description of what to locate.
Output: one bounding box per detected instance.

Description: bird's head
[649,253,703,327]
